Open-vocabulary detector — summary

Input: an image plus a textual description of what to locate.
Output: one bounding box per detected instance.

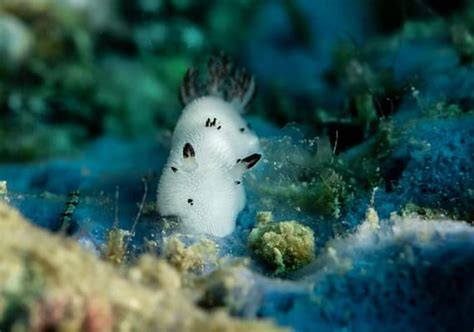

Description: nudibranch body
[157,166,241,236]
[169,117,259,171]
[157,54,262,237]
[171,96,261,166]
[157,147,261,237]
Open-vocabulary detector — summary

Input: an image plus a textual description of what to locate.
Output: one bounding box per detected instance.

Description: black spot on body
[183,143,195,158]
[240,127,245,132]
[235,180,241,185]
[241,153,262,169]
[171,167,178,173]
[217,125,221,130]
[206,118,218,128]
[188,198,194,206]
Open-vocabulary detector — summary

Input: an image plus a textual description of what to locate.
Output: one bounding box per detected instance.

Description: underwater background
[0,0,473,331]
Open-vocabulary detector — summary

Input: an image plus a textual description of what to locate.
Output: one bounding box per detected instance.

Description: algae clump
[163,235,219,274]
[248,212,315,275]
[128,254,182,290]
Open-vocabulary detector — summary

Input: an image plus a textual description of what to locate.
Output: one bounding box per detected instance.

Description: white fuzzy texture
[168,127,238,171]
[172,96,261,164]
[157,96,260,237]
[157,162,246,237]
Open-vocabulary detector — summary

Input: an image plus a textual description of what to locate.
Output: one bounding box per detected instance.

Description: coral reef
[0,201,283,331]
[0,1,473,331]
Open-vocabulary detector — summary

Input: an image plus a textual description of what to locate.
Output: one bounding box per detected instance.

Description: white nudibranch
[171,97,260,168]
[157,54,262,237]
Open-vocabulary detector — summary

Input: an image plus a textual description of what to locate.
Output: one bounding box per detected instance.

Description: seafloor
[0,1,473,331]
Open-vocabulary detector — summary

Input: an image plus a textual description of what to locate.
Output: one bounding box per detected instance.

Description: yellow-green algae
[0,201,286,332]
[248,212,315,275]
[163,235,219,274]
[103,228,132,267]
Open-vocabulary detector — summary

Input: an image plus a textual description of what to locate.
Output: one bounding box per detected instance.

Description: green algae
[256,170,353,219]
[346,119,398,188]
[252,136,357,219]
[422,101,473,119]
[0,124,85,162]
[0,0,262,162]
[248,212,315,275]
[400,202,457,221]
[451,24,474,63]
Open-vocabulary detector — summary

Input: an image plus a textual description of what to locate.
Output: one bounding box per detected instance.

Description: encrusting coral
[0,201,285,331]
[248,212,315,275]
